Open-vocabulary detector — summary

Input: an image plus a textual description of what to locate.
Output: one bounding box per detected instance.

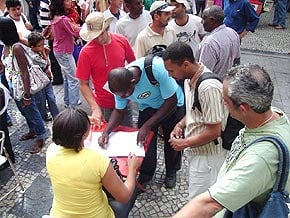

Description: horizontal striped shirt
[39,0,50,28]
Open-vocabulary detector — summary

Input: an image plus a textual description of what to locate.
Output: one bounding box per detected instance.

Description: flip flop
[19,132,37,141]
[30,139,44,154]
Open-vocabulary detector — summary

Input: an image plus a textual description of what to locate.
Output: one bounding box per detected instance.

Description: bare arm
[173,191,224,218]
[170,116,186,139]
[98,108,126,148]
[137,93,177,144]
[13,43,31,106]
[239,30,249,39]
[169,123,222,151]
[79,79,106,128]
[102,154,139,203]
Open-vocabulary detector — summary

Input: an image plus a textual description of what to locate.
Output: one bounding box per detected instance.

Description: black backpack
[144,45,167,87]
[192,72,244,150]
[144,44,185,89]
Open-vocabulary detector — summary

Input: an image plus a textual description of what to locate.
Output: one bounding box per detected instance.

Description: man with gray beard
[174,64,290,217]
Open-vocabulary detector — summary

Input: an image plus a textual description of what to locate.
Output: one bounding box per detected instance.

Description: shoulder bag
[224,136,290,218]
[11,45,50,100]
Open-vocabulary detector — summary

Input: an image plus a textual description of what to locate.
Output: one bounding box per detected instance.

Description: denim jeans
[108,186,141,218]
[34,82,59,119]
[15,96,46,140]
[54,52,80,107]
[273,0,288,28]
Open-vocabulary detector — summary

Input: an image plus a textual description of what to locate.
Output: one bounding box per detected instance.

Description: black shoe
[165,173,176,189]
[137,174,152,186]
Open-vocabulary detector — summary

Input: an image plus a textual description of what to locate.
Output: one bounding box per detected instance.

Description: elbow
[114,191,131,204]
[117,196,130,204]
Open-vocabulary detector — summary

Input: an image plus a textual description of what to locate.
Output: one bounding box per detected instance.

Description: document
[84,131,145,157]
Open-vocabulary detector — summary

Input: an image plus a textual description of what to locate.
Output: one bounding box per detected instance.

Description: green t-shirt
[209,107,290,217]
[143,0,155,10]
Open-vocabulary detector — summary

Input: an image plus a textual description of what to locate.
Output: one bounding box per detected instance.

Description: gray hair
[225,64,273,113]
[203,6,224,23]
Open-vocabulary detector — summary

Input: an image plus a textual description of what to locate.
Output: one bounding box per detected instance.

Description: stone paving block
[1,29,290,217]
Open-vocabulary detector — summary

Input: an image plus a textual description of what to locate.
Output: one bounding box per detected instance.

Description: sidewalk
[1,10,290,217]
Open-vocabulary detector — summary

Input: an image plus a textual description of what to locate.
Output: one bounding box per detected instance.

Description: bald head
[108,67,134,93]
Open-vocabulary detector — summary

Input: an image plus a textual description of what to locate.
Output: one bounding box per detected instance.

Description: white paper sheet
[84,131,145,157]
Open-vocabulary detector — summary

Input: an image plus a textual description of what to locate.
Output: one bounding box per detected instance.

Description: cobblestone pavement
[0,9,290,218]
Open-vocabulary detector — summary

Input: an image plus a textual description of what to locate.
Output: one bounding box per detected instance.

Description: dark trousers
[48,40,63,84]
[0,111,15,162]
[138,106,184,177]
[28,0,41,30]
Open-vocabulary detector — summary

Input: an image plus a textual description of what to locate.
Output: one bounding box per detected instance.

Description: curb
[241,48,290,59]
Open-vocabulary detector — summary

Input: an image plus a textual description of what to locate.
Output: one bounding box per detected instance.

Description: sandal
[275,25,285,30]
[30,139,44,154]
[19,132,37,141]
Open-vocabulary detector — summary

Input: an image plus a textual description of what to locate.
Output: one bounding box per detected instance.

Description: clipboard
[85,123,154,176]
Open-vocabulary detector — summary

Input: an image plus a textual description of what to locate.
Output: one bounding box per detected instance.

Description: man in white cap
[135,0,177,58]
[168,0,205,56]
[76,12,136,128]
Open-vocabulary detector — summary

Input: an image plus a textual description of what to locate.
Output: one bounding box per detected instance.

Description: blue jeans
[273,0,288,28]
[54,52,80,107]
[15,96,46,140]
[108,186,141,218]
[34,82,59,119]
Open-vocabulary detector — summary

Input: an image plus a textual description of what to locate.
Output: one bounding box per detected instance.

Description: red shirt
[76,33,135,108]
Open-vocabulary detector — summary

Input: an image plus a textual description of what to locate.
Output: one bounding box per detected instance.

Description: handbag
[11,46,50,100]
[224,136,290,218]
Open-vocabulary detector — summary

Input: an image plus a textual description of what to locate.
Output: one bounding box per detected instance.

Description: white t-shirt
[168,14,205,56]
[8,14,31,39]
[103,8,126,33]
[115,10,152,49]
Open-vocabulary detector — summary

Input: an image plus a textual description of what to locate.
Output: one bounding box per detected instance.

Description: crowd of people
[0,0,290,217]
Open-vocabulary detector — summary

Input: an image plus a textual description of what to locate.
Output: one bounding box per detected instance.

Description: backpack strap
[144,55,160,86]
[192,72,222,113]
[191,72,223,145]
[21,14,27,24]
[247,136,289,192]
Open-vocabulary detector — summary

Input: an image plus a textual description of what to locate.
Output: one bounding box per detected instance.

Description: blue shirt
[224,0,259,34]
[115,57,184,111]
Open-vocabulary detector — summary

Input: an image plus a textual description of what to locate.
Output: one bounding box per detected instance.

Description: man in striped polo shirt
[163,41,228,199]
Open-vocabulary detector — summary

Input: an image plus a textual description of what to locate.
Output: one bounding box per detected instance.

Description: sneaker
[165,173,176,189]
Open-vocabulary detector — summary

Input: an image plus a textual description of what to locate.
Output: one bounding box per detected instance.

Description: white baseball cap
[150,1,176,15]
